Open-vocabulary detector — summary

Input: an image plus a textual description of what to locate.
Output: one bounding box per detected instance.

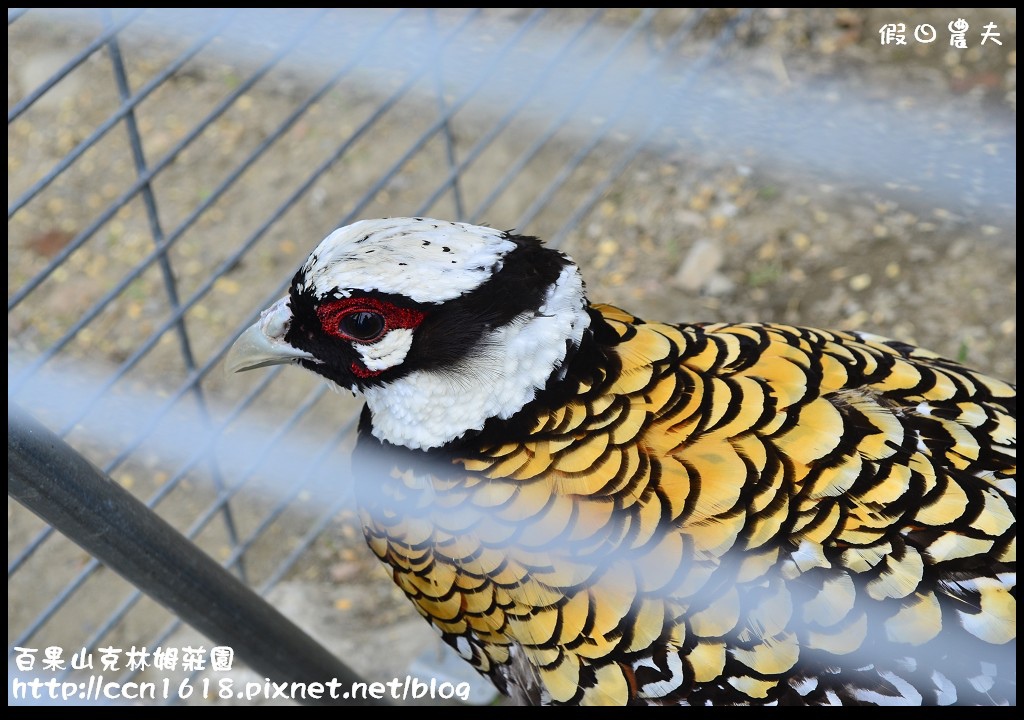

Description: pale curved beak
[225,296,317,373]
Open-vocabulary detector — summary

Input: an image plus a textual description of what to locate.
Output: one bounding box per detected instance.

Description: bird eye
[338,311,385,341]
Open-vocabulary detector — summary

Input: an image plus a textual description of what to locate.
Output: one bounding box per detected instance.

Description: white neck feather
[362,264,589,450]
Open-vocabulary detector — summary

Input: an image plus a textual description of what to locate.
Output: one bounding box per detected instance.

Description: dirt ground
[7,8,1016,706]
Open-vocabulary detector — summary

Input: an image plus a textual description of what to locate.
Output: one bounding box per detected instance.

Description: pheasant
[227,217,1016,705]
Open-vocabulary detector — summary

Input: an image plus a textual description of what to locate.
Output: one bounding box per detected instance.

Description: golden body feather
[355,304,1016,705]
[228,218,1015,705]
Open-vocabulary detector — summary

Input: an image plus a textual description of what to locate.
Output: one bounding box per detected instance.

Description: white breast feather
[363,264,589,449]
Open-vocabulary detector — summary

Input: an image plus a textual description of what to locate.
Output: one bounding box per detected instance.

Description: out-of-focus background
[8,8,1016,706]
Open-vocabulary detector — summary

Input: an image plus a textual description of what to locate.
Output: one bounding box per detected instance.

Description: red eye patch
[316,297,427,379]
[316,297,426,342]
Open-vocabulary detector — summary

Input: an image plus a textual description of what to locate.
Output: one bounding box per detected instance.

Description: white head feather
[297,217,517,303]
[289,217,591,450]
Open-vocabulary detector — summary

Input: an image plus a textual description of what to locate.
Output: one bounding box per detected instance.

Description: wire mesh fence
[8,7,1016,706]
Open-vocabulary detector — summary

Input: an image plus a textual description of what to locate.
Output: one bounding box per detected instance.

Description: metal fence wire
[7,7,1016,706]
